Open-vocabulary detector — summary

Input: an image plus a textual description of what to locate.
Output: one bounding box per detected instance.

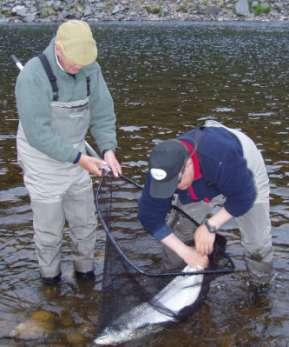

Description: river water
[0,22,289,346]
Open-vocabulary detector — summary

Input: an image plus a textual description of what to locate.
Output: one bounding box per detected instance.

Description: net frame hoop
[95,174,235,278]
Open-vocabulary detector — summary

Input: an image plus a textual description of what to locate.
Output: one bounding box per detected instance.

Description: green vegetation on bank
[251,2,271,16]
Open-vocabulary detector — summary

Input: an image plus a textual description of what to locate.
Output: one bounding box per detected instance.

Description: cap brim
[149,174,179,199]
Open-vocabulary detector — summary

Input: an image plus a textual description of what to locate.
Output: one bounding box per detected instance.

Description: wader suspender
[38,53,91,101]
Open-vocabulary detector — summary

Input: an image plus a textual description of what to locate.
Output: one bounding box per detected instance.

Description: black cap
[149,139,188,199]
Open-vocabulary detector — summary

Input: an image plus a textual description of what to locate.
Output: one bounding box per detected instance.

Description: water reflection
[0,22,289,346]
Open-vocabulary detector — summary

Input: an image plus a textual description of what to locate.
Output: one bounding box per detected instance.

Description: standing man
[15,20,121,283]
[139,120,273,292]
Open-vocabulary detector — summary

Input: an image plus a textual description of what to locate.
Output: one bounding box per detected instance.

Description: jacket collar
[180,139,202,181]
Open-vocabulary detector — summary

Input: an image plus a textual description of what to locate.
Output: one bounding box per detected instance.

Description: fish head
[94,323,158,346]
[94,326,135,346]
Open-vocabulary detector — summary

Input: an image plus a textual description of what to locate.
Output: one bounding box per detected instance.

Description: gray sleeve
[89,64,117,154]
[15,62,79,163]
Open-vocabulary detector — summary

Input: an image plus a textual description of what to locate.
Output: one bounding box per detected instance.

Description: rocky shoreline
[0,0,289,23]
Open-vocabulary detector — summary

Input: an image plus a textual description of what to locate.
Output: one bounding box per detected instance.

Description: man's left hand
[194,224,216,256]
[104,150,122,177]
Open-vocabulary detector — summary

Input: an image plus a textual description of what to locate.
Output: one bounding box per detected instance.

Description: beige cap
[56,20,97,66]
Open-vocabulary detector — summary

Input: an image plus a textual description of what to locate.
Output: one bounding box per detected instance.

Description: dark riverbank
[1,0,289,24]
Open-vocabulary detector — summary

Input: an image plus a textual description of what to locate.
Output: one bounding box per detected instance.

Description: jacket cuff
[152,224,172,241]
[73,152,82,164]
[102,149,114,156]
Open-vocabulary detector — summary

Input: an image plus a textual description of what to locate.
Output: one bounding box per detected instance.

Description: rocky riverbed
[0,0,289,23]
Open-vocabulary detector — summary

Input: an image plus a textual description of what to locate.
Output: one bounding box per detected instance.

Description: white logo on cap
[150,168,167,181]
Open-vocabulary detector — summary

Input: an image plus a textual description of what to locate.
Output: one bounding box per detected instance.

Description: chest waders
[164,121,272,286]
[17,54,97,279]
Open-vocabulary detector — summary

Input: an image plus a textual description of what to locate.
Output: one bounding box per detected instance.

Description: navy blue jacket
[138,126,256,240]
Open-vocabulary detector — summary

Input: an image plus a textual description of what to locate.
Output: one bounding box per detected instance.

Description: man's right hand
[78,154,108,176]
[182,245,209,269]
[161,233,209,269]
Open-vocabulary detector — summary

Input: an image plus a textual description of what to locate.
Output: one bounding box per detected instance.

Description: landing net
[94,174,234,331]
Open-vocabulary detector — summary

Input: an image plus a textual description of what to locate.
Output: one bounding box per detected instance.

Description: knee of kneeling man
[246,246,273,263]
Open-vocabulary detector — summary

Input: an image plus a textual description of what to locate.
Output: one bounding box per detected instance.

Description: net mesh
[96,175,169,329]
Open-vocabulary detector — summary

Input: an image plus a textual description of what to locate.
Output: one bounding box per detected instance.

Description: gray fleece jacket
[15,38,117,163]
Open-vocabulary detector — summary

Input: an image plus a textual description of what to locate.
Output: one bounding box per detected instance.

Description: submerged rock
[9,309,57,340]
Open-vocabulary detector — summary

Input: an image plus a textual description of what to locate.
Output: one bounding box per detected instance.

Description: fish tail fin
[209,233,227,267]
[206,233,232,282]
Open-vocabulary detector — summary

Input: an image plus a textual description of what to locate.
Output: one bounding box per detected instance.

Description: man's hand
[182,245,209,269]
[161,233,208,269]
[194,224,216,256]
[104,150,122,177]
[78,154,107,176]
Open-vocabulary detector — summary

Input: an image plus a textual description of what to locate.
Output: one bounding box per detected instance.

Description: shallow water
[0,22,289,346]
